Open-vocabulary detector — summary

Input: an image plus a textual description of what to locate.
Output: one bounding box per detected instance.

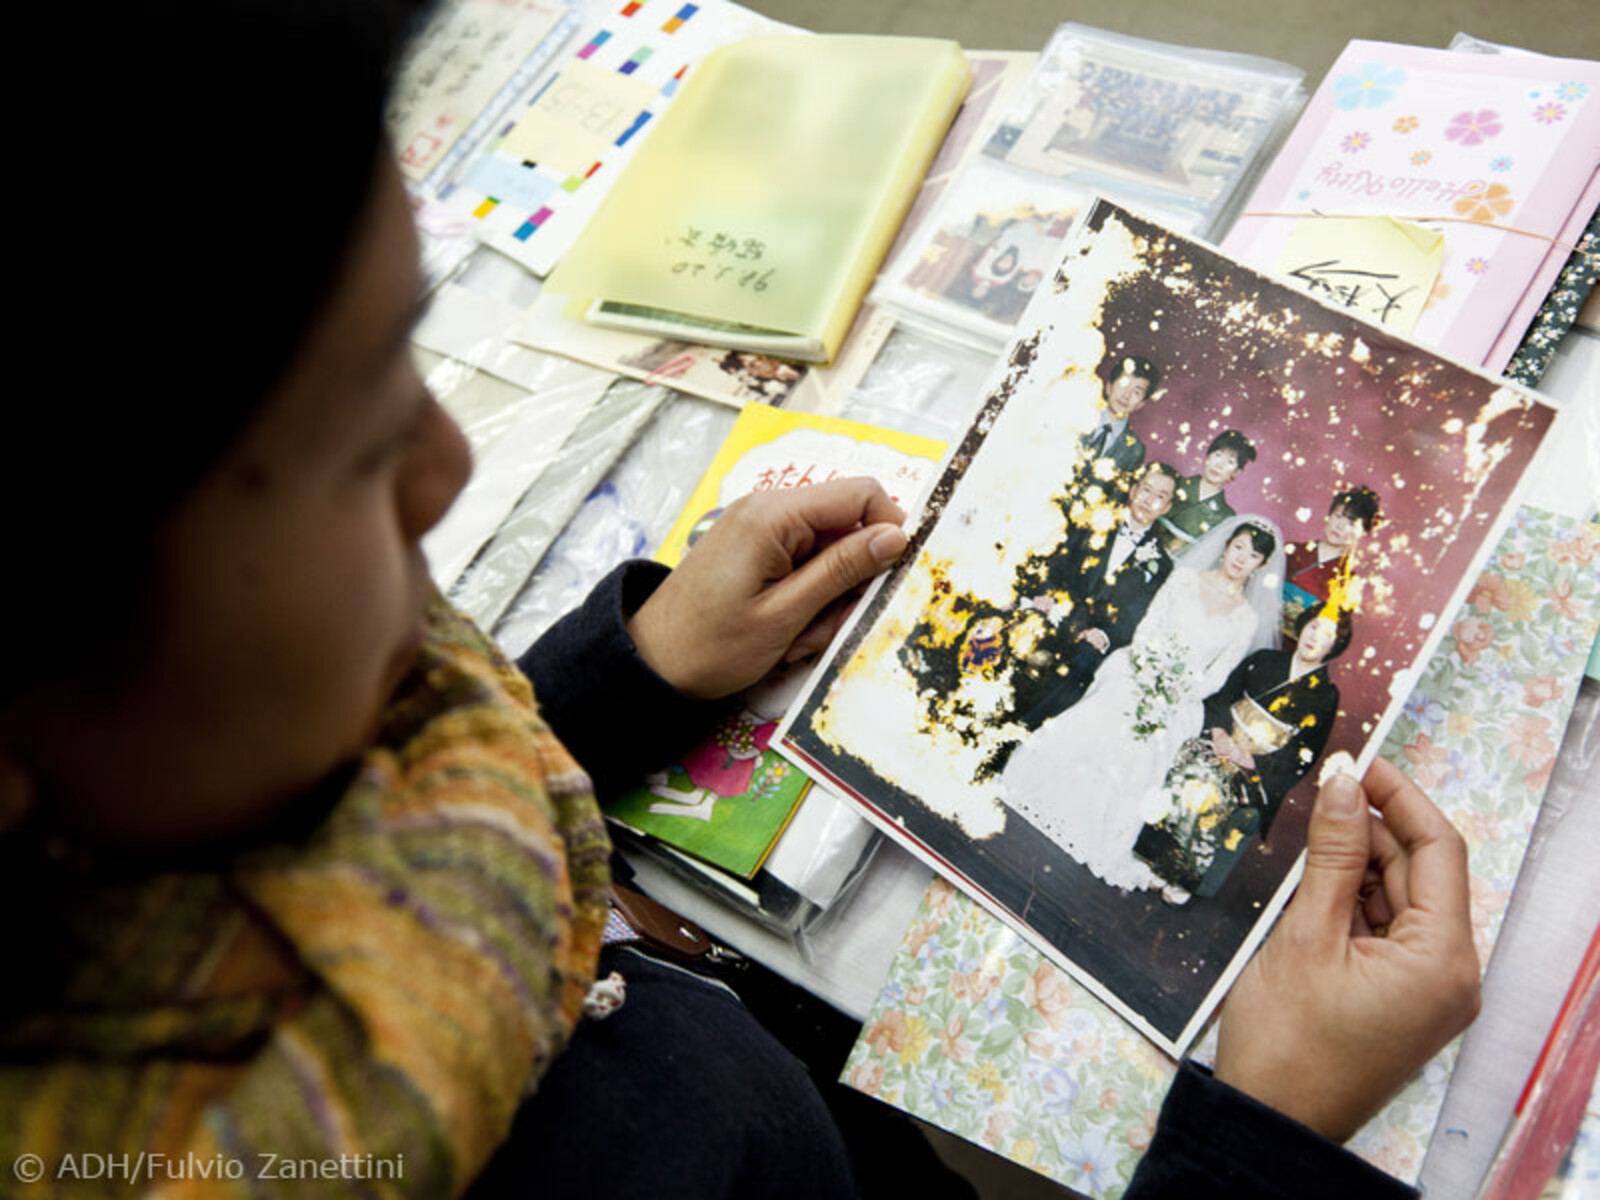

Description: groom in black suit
[1011,462,1178,730]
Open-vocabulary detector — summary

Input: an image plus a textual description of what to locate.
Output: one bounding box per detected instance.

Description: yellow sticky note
[1271,216,1444,335]
[499,60,658,178]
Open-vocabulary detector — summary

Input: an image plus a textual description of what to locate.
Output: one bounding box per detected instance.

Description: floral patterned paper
[1504,211,1600,388]
[843,509,1600,1197]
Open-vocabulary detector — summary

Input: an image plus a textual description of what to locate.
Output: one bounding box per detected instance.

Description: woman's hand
[625,478,908,699]
[1214,758,1480,1142]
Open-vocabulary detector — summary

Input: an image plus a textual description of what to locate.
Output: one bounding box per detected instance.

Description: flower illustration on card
[1522,675,1564,708]
[1333,62,1407,109]
[1445,109,1502,146]
[1550,536,1596,566]
[1489,156,1514,172]
[1503,578,1540,622]
[1392,114,1419,133]
[1056,1123,1119,1194]
[1471,573,1511,612]
[1453,182,1515,223]
[847,1059,883,1096]
[1452,614,1496,664]
[1548,579,1582,619]
[1466,257,1489,276]
[1404,732,1451,789]
[1340,130,1372,153]
[1424,276,1452,310]
[1532,101,1568,125]
[1404,694,1446,731]
[1506,713,1556,768]
[1411,149,1432,166]
[1554,80,1589,102]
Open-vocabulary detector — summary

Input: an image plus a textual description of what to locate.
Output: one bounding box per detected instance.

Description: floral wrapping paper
[1503,210,1600,388]
[842,509,1600,1197]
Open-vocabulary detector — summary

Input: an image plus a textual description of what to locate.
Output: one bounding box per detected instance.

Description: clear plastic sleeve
[873,22,1305,354]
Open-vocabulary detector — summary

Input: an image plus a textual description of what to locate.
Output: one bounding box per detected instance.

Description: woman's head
[1325,486,1383,547]
[1220,522,1277,581]
[3,1,467,849]
[1293,607,1355,665]
[1201,429,1257,488]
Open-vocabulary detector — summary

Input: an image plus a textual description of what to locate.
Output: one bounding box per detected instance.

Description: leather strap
[608,883,714,964]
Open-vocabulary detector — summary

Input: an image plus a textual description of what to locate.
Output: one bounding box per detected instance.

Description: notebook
[545,34,972,363]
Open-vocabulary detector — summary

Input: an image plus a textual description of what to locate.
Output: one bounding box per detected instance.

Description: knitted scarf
[0,601,610,1198]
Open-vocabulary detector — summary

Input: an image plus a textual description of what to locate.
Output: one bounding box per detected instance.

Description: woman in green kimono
[1134,605,1354,903]
[1156,429,1258,558]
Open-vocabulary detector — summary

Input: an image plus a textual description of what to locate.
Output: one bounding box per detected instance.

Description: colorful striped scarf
[0,601,610,1197]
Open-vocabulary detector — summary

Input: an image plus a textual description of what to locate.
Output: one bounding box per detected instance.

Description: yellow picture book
[654,404,946,566]
[602,404,945,878]
[545,34,972,364]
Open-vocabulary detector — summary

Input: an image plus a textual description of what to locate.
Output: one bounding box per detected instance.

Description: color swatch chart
[443,0,795,276]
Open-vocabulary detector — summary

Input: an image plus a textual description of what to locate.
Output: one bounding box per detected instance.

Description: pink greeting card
[1225,42,1600,372]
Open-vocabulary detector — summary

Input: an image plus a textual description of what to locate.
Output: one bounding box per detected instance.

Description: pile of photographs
[874,24,1305,354]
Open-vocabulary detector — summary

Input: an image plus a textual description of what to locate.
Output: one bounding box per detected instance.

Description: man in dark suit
[1073,355,1160,499]
[1011,462,1178,731]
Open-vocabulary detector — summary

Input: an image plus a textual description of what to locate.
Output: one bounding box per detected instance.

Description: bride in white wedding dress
[1001,515,1285,889]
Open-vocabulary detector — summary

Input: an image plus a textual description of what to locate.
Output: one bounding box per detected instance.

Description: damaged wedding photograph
[779,197,1556,1053]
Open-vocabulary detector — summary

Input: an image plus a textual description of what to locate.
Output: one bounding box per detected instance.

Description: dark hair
[1110,355,1160,390]
[1207,429,1257,467]
[1228,522,1278,560]
[1294,605,1356,662]
[1140,461,1180,487]
[10,1,430,697]
[1330,486,1382,533]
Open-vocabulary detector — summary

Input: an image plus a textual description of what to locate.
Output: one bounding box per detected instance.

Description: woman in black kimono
[1135,606,1354,903]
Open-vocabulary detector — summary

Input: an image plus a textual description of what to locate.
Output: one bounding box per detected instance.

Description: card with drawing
[1223,40,1600,372]
[604,405,944,877]
[777,198,1556,1054]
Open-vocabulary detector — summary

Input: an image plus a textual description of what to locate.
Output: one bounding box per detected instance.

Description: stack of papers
[874,23,1305,352]
[1224,41,1600,372]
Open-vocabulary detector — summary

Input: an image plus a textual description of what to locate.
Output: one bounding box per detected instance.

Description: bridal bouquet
[1129,633,1189,740]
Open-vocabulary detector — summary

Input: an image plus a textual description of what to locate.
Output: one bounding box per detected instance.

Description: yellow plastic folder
[545,35,971,363]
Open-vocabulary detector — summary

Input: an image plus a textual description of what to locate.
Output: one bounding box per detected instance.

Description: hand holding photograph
[778,197,1556,1053]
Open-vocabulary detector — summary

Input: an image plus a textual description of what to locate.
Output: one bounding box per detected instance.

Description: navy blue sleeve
[516,561,733,799]
[1125,1061,1418,1199]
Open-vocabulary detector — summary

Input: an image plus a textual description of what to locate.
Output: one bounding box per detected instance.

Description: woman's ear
[0,752,36,834]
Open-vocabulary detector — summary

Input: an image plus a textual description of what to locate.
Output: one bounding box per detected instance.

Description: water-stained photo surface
[780,199,1555,1051]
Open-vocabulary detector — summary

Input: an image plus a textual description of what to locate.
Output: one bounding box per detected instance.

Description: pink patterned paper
[1225,42,1600,372]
